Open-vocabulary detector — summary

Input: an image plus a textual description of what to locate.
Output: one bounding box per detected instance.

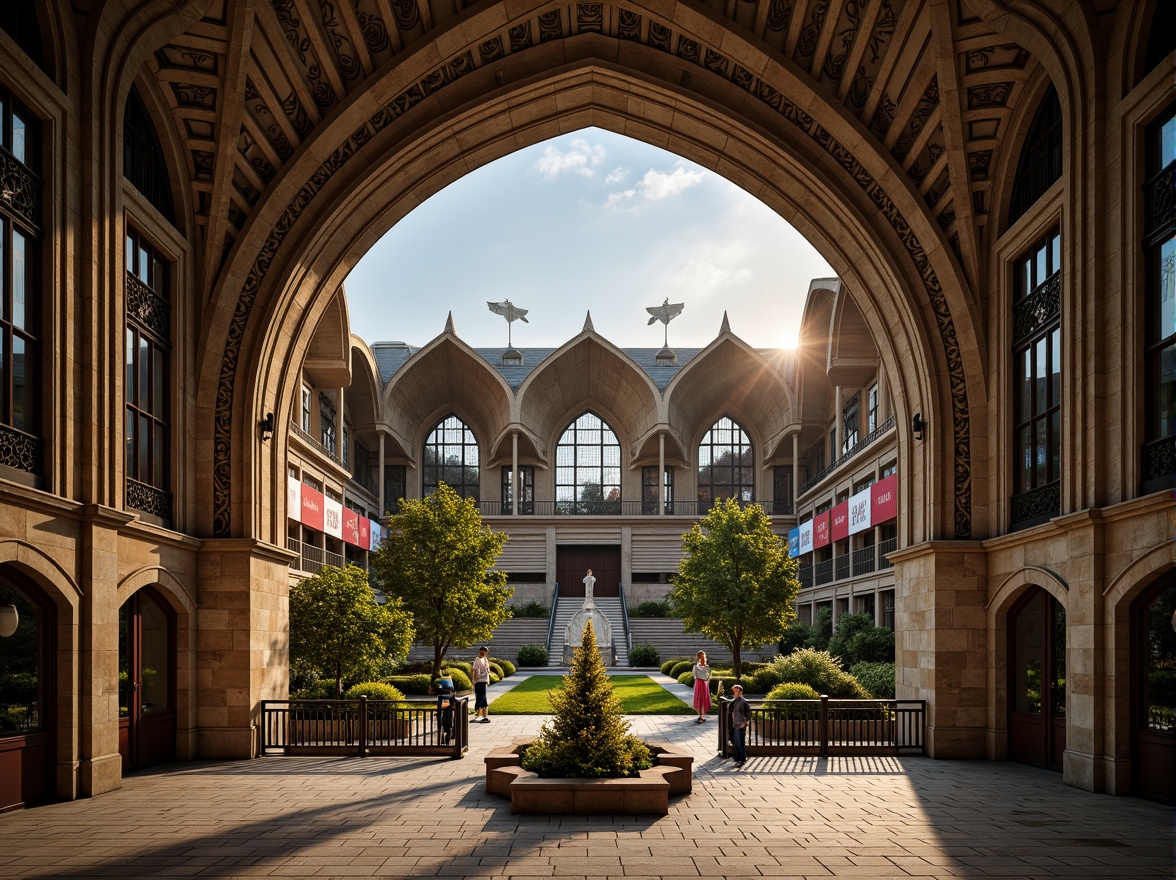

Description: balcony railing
[878,537,897,569]
[814,558,834,586]
[799,415,896,495]
[287,537,346,573]
[796,541,897,591]
[851,545,877,576]
[1141,435,1176,493]
[290,422,342,465]
[473,499,790,517]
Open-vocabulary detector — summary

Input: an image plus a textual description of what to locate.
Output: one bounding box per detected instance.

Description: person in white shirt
[692,650,712,723]
[472,646,491,723]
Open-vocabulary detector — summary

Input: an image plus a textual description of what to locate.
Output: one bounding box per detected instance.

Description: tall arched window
[697,417,754,509]
[1009,85,1062,226]
[422,415,479,500]
[555,412,621,515]
[124,87,174,223]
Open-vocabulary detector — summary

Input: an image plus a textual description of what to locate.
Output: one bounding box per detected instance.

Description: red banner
[872,474,898,524]
[813,511,830,549]
[830,501,849,542]
[358,517,371,549]
[300,485,325,532]
[342,508,360,547]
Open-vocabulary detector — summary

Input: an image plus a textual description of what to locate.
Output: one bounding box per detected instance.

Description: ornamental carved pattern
[0,424,41,474]
[212,4,975,539]
[127,272,171,342]
[1012,271,1060,344]
[1010,481,1059,525]
[892,77,939,164]
[126,478,174,520]
[0,149,42,232]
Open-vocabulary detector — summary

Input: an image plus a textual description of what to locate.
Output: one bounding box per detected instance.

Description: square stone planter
[485,738,693,816]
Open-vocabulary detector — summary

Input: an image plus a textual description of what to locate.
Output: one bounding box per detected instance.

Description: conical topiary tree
[521,621,652,778]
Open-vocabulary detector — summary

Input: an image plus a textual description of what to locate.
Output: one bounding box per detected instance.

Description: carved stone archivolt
[212,5,975,540]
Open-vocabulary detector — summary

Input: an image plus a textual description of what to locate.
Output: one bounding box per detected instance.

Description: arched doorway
[1007,587,1066,770]
[1131,574,1175,803]
[0,569,55,811]
[118,587,176,773]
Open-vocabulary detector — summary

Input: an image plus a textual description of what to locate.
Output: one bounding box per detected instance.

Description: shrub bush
[491,657,516,676]
[740,661,766,675]
[397,660,437,675]
[660,656,691,676]
[517,644,548,666]
[489,672,500,684]
[385,673,432,695]
[851,662,896,699]
[291,679,335,699]
[767,648,869,698]
[677,671,694,688]
[344,681,407,702]
[629,645,660,667]
[669,660,695,680]
[765,681,821,701]
[749,665,783,695]
[443,667,473,692]
[512,600,549,618]
[828,612,895,666]
[488,661,504,679]
[628,600,672,617]
[446,660,474,677]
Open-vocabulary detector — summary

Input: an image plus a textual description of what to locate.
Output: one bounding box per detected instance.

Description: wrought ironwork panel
[0,148,42,232]
[1010,480,1060,525]
[126,478,173,519]
[1013,272,1061,344]
[1144,161,1175,244]
[0,423,42,473]
[126,272,171,342]
[1142,435,1176,483]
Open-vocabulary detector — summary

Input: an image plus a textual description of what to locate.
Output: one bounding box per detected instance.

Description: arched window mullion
[555,412,621,515]
[697,416,754,511]
[422,414,480,501]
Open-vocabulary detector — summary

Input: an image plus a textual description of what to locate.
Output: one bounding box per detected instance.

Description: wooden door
[1008,589,1066,771]
[118,588,176,773]
[557,546,621,598]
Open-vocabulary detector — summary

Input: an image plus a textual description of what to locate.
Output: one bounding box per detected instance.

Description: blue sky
[344,128,834,350]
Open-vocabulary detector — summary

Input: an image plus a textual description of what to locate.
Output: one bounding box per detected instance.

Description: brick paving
[0,713,1171,879]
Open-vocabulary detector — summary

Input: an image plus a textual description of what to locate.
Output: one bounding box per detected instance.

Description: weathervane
[487,299,529,348]
[646,297,685,348]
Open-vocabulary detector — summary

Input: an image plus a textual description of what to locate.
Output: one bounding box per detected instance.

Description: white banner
[848,487,872,535]
[287,477,301,523]
[798,519,814,555]
[324,497,343,539]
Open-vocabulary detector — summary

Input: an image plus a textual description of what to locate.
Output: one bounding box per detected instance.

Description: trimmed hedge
[386,674,432,695]
[765,682,820,701]
[668,660,695,680]
[344,681,407,702]
[445,667,473,692]
[660,656,692,676]
[488,661,504,679]
[492,657,516,676]
[511,600,549,618]
[629,645,660,667]
[517,644,548,666]
[767,649,869,699]
[628,600,672,617]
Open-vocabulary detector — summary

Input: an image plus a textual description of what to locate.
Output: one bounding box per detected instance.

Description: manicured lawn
[488,674,695,715]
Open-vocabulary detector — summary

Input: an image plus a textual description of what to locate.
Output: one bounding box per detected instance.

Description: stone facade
[0,0,1170,808]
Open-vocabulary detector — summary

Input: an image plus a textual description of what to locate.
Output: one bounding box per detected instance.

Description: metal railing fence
[718,696,925,757]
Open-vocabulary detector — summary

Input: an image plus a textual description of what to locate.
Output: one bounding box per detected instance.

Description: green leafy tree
[521,621,651,778]
[371,481,512,681]
[669,497,800,674]
[289,564,414,698]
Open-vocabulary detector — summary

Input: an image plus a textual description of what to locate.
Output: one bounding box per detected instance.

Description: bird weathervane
[646,297,685,347]
[487,299,529,348]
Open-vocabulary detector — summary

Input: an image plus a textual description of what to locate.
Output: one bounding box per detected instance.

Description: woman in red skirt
[692,650,712,723]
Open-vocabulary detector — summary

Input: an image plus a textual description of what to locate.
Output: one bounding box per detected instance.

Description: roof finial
[720,310,731,335]
[582,311,595,333]
[443,311,455,335]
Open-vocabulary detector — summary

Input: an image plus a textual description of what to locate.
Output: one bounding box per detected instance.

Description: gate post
[358,696,367,758]
[820,695,829,758]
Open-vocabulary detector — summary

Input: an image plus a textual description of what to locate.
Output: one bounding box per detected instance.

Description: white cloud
[532,138,606,179]
[603,167,628,185]
[605,161,705,209]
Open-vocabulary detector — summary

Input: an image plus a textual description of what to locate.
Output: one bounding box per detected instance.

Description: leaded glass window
[697,417,754,508]
[124,87,174,223]
[1011,228,1061,526]
[423,414,480,500]
[0,85,41,473]
[1009,85,1062,226]
[555,412,621,514]
[125,227,171,517]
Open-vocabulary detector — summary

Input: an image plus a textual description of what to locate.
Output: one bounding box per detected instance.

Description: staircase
[547,596,629,667]
[627,619,778,667]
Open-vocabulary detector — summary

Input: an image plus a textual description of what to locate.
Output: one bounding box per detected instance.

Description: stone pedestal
[563,609,613,665]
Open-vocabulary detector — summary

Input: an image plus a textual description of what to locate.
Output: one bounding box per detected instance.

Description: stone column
[890,541,988,759]
[336,388,344,460]
[196,539,293,759]
[512,431,519,516]
[658,433,665,514]
[791,433,798,512]
[77,505,135,796]
[378,432,385,518]
[834,386,842,459]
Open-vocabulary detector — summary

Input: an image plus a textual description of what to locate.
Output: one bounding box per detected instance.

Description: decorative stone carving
[564,609,613,665]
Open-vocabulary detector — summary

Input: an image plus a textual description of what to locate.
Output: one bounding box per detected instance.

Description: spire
[719,310,731,335]
[443,311,455,335]
[582,311,595,334]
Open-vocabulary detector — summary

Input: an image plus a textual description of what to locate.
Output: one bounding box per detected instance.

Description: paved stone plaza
[0,711,1171,879]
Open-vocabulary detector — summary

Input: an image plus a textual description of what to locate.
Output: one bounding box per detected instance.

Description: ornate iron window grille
[1010,480,1060,526]
[0,423,42,474]
[126,477,173,520]
[1012,271,1061,345]
[1143,161,1175,246]
[0,148,42,233]
[1141,435,1176,485]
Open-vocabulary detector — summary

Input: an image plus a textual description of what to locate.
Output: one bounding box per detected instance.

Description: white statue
[582,568,596,609]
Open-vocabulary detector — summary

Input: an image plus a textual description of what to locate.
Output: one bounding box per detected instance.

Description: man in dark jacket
[729,683,750,768]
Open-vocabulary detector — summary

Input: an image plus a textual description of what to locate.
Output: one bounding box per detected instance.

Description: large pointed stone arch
[196,3,989,546]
